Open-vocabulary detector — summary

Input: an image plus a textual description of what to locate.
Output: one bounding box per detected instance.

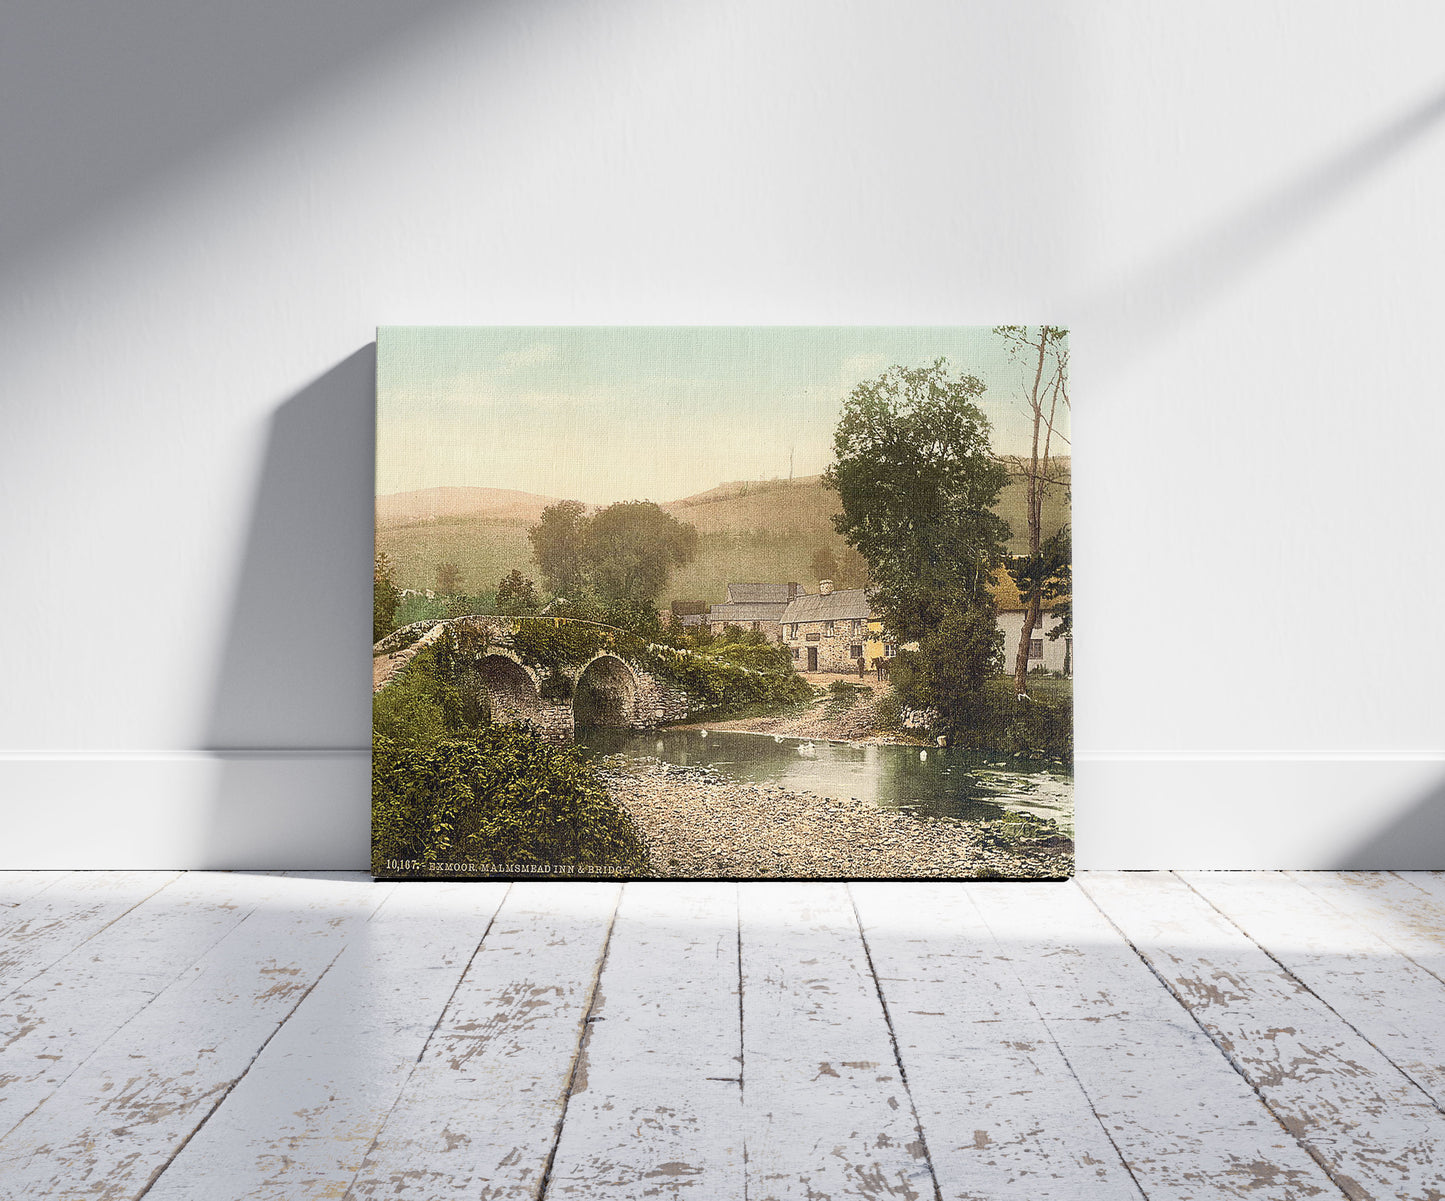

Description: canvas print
[373,327,1071,880]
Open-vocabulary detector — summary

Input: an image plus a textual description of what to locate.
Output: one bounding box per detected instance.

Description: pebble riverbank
[601,759,1072,880]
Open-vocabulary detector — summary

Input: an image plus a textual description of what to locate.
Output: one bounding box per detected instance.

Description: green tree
[495,569,540,616]
[823,359,1010,640]
[435,561,462,594]
[809,546,840,584]
[582,501,698,608]
[374,552,400,643]
[528,500,589,597]
[919,603,1004,731]
[994,325,1069,694]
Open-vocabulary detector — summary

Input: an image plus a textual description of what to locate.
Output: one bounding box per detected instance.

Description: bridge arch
[476,652,543,726]
[573,653,639,729]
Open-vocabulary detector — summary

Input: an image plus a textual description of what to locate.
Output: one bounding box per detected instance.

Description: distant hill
[376,486,558,529]
[374,463,1069,602]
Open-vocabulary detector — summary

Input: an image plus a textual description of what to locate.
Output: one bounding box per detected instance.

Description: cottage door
[807,646,818,672]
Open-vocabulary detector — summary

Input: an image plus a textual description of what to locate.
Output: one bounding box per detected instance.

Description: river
[578,728,1073,835]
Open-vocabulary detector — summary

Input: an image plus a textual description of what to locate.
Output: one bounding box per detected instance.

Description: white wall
[2,0,1442,869]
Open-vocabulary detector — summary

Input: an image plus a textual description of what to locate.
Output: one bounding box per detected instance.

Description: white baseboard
[0,751,370,870]
[1076,752,1445,869]
[1,751,1442,870]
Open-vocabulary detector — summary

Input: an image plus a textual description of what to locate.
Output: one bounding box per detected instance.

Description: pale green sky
[376,327,1069,504]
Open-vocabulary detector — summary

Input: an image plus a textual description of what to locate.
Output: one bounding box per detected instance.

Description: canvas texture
[373,327,1072,880]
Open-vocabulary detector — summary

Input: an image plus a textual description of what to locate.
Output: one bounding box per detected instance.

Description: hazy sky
[376,326,1069,504]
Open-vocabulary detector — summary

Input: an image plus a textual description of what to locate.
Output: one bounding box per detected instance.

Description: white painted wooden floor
[2,873,1445,1199]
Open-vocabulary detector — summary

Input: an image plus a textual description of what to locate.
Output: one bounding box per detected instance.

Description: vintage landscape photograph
[373,326,1071,880]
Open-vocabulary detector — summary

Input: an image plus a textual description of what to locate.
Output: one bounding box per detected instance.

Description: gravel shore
[602,759,1072,880]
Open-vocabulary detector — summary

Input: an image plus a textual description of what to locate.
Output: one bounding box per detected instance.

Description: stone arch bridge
[374,615,696,741]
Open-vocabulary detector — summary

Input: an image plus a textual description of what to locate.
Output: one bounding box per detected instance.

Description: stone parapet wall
[900,706,940,730]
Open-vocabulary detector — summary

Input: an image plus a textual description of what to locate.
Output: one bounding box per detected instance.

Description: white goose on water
[798,741,817,757]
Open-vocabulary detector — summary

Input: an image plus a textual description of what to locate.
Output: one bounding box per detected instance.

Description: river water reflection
[578,728,1073,835]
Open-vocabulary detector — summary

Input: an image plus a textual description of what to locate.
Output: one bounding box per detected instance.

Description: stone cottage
[706,582,805,641]
[779,581,872,672]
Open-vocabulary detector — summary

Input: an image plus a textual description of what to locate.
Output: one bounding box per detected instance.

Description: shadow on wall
[0,0,473,278]
[1335,773,1445,871]
[201,346,376,869]
[1083,82,1445,377]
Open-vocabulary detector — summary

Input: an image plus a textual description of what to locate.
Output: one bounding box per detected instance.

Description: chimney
[818,579,833,595]
[788,582,800,599]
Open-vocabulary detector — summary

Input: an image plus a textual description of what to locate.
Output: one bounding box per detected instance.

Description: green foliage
[873,691,902,730]
[824,679,867,714]
[919,604,1005,731]
[373,630,650,876]
[528,498,698,612]
[435,561,463,594]
[374,553,400,643]
[823,359,1010,640]
[441,593,496,621]
[372,662,450,748]
[371,727,650,876]
[529,499,589,596]
[582,501,699,607]
[809,544,869,589]
[495,569,540,616]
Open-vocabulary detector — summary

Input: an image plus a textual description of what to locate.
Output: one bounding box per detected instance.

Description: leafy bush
[373,633,649,876]
[873,692,902,730]
[374,553,400,642]
[372,727,650,876]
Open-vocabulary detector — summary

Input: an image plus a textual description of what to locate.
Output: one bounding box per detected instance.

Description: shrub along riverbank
[372,639,649,877]
[371,619,813,876]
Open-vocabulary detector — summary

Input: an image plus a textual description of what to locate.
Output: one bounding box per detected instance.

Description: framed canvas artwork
[373,327,1071,880]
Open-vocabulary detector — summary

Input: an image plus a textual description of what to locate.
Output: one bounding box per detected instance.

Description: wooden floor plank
[0,872,292,1141]
[1184,871,1445,1111]
[1288,872,1445,981]
[544,882,744,1199]
[0,871,182,1000]
[345,882,621,1200]
[851,882,1143,1200]
[975,881,1342,1200]
[143,881,510,1201]
[739,882,937,1201]
[0,871,69,908]
[0,873,390,1199]
[1085,871,1445,1200]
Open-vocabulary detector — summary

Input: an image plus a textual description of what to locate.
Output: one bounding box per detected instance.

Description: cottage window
[849,644,863,659]
[791,647,800,659]
[752,621,760,631]
[884,643,898,658]
[851,619,862,635]
[1029,638,1044,659]
[824,620,835,635]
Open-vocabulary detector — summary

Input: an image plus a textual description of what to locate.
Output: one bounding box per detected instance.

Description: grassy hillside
[375,463,1070,604]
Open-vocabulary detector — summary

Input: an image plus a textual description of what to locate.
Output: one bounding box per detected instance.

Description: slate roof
[780,588,873,625]
[726,583,803,604]
[707,602,789,624]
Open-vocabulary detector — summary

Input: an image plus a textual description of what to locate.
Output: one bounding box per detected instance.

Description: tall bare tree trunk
[1013,592,1041,695]
[1013,330,1049,696]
